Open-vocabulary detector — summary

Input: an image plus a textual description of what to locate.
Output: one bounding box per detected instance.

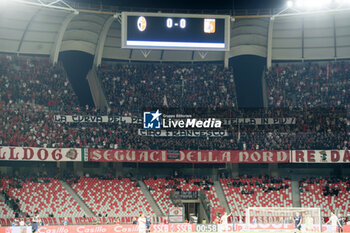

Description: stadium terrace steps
[220,177,293,217]
[70,178,155,217]
[3,178,86,218]
[0,194,15,218]
[299,178,349,216]
[143,178,221,215]
[213,180,231,213]
[138,180,165,217]
[59,180,95,217]
[291,179,301,207]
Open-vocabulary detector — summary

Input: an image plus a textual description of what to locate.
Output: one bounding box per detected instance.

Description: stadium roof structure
[1,0,350,65]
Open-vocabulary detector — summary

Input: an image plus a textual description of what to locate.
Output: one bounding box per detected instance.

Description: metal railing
[199,191,211,222]
[169,190,184,207]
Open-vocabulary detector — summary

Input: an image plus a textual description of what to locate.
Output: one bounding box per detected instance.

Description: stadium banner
[53,115,296,126]
[88,149,169,162]
[173,191,198,199]
[53,115,141,124]
[179,150,290,163]
[0,224,196,233]
[211,207,225,222]
[0,147,82,162]
[234,223,342,232]
[0,224,348,233]
[0,227,31,233]
[88,149,290,163]
[138,129,228,137]
[168,207,184,223]
[221,117,296,125]
[0,216,164,226]
[291,150,350,163]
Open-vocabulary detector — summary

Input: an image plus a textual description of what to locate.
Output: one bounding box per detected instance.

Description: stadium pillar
[94,16,115,67]
[224,52,229,68]
[0,166,12,176]
[57,161,66,173]
[74,162,84,176]
[266,17,274,69]
[227,163,239,177]
[268,164,279,177]
[114,163,122,177]
[50,13,76,64]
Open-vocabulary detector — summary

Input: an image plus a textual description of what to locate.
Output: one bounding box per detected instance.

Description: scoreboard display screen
[121,12,230,51]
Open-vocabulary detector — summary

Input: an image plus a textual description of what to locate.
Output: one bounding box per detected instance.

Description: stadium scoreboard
[121,12,230,51]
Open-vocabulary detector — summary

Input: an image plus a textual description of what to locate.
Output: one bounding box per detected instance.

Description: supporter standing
[32,214,39,233]
[326,212,341,233]
[63,217,69,226]
[138,214,146,233]
[146,215,151,233]
[293,212,302,233]
[337,214,344,233]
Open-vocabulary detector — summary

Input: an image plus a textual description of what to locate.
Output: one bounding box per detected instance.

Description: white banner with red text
[0,224,347,233]
[0,147,82,162]
[0,216,166,226]
[87,149,291,163]
[291,150,350,163]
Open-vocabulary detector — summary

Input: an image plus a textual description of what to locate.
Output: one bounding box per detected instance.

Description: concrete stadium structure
[1,1,350,66]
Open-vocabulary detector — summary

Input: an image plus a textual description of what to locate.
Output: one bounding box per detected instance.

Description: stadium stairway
[213,181,231,212]
[291,179,301,207]
[138,180,164,216]
[59,180,95,217]
[0,193,19,217]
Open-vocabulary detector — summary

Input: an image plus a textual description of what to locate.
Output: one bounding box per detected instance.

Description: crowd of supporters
[265,62,350,108]
[299,176,350,195]
[0,55,78,110]
[0,54,349,150]
[98,63,237,113]
[226,175,290,195]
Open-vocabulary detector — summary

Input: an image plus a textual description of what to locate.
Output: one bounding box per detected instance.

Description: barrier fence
[1,224,349,233]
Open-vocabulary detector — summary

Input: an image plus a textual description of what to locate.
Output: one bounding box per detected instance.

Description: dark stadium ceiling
[1,0,350,62]
[68,0,284,11]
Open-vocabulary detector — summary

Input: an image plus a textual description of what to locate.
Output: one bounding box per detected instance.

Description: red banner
[3,147,350,163]
[211,207,225,222]
[179,150,290,163]
[88,149,169,162]
[88,149,290,163]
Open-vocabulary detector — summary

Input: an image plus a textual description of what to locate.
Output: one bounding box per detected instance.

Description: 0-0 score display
[166,18,186,29]
[121,12,230,51]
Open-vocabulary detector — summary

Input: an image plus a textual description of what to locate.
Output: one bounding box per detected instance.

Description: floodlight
[336,0,350,5]
[295,0,304,8]
[292,0,333,9]
[303,0,321,9]
[287,0,294,8]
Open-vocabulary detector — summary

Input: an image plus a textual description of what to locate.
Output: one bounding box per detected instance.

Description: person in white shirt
[19,219,25,226]
[220,212,232,233]
[305,214,314,233]
[326,212,341,233]
[138,214,146,233]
